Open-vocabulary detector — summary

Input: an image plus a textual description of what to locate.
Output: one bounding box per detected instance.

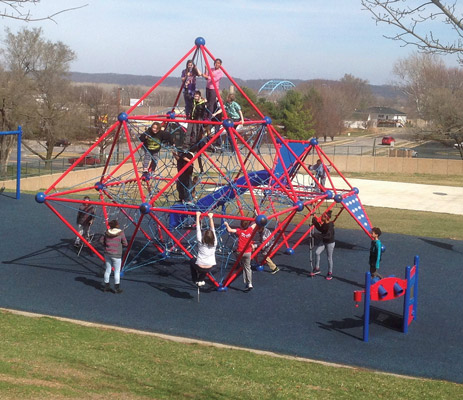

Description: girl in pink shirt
[202,58,224,118]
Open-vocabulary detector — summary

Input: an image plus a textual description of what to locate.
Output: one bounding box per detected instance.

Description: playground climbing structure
[36,38,374,290]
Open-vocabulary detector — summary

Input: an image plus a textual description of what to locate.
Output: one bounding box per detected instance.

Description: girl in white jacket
[190,211,217,286]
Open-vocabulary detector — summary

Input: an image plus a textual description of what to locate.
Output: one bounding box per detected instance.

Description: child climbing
[190,211,217,287]
[256,225,279,274]
[310,210,335,280]
[224,219,256,291]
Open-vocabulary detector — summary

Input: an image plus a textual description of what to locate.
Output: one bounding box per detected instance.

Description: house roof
[363,106,407,116]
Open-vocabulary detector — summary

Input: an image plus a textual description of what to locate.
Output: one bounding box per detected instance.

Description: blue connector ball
[195,37,205,46]
[334,194,343,203]
[310,138,318,146]
[295,200,304,212]
[139,202,151,215]
[223,118,234,128]
[353,187,359,194]
[255,214,268,227]
[35,192,46,203]
[324,190,333,199]
[94,182,106,191]
[381,245,386,253]
[117,112,128,122]
[167,111,176,119]
[263,116,272,125]
[286,248,294,255]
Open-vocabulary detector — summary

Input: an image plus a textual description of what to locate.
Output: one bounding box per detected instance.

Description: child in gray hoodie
[100,219,128,293]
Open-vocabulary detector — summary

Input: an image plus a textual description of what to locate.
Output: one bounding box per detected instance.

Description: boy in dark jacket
[74,196,95,246]
[184,90,206,149]
[173,151,194,203]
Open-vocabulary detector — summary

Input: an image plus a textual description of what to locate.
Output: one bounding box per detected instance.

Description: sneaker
[270,267,280,275]
[326,272,333,280]
[245,284,253,292]
[197,281,205,287]
[309,268,321,277]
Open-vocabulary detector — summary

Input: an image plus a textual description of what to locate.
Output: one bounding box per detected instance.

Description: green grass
[1,311,461,399]
[344,172,463,187]
[335,206,463,240]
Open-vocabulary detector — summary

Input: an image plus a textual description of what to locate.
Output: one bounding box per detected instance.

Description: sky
[1,0,460,85]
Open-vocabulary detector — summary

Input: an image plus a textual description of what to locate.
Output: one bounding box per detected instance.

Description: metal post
[363,272,371,342]
[117,87,123,163]
[16,126,22,199]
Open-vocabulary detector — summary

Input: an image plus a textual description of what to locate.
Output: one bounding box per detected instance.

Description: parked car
[454,142,463,149]
[381,136,395,145]
[47,139,71,147]
[401,148,418,157]
[68,155,101,167]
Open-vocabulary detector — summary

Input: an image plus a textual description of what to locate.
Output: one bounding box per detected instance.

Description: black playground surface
[1,193,462,383]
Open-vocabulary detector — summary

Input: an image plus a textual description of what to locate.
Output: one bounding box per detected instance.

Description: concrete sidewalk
[333,177,463,215]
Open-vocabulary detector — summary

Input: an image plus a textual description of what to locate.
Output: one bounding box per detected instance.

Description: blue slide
[168,170,270,229]
[168,141,309,228]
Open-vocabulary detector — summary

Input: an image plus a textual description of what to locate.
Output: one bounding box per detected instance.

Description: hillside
[70,72,402,99]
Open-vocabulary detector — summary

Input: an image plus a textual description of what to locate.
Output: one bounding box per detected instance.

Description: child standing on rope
[224,219,256,291]
[202,58,224,118]
[100,220,128,294]
[181,60,201,118]
[190,212,217,287]
[369,227,383,279]
[139,122,162,173]
[184,90,207,150]
[310,210,335,280]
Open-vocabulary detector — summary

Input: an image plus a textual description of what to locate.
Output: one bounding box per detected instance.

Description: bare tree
[0,47,37,175]
[299,76,374,140]
[393,52,463,155]
[0,1,87,22]
[392,52,447,118]
[1,27,87,167]
[75,84,119,161]
[362,1,463,63]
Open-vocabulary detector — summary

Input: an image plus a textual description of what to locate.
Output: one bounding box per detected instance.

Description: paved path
[332,178,463,215]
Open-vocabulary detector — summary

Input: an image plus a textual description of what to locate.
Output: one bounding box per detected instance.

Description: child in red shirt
[224,219,256,291]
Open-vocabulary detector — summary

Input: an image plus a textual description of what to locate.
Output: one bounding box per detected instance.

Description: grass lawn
[344,172,463,187]
[1,311,462,400]
[335,205,463,240]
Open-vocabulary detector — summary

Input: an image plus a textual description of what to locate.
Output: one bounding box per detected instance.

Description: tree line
[2,13,463,175]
